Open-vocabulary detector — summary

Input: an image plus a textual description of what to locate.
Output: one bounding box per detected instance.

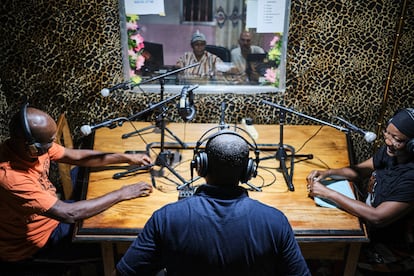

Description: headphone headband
[191,126,260,183]
[20,102,35,143]
[20,102,47,156]
[195,126,259,151]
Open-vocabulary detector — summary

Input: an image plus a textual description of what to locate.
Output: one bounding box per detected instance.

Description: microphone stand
[115,85,201,191]
[261,100,350,192]
[176,101,262,193]
[121,62,200,146]
[107,93,184,179]
[259,101,331,192]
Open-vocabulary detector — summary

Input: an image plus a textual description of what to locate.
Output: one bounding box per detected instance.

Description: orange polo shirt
[0,140,65,261]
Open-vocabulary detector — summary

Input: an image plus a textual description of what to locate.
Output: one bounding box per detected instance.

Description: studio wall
[0,0,413,163]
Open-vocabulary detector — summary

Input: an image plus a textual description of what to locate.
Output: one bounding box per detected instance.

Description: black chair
[205,45,231,62]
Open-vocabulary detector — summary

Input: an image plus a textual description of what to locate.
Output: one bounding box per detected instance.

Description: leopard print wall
[0,0,413,163]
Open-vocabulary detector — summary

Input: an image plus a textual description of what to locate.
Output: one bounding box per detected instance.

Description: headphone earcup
[191,127,260,182]
[21,103,40,156]
[194,152,208,177]
[240,158,257,183]
[406,139,414,154]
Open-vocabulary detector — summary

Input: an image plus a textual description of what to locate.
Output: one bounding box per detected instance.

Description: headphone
[191,126,260,183]
[177,85,196,122]
[404,108,414,153]
[20,102,47,156]
[389,108,414,154]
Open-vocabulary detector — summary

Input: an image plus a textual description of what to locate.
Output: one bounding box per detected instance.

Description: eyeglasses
[382,130,408,147]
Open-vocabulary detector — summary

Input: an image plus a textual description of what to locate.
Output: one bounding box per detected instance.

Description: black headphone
[404,108,414,153]
[191,126,260,183]
[389,108,414,154]
[20,102,47,156]
[177,85,196,122]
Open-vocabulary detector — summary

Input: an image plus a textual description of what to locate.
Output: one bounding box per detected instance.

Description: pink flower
[130,33,145,51]
[270,36,280,47]
[136,55,145,70]
[264,68,277,83]
[126,21,138,30]
[128,49,136,58]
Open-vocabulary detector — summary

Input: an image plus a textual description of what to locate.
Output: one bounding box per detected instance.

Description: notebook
[314,179,356,208]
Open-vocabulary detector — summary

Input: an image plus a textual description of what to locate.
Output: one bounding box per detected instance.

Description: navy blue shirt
[116,184,310,276]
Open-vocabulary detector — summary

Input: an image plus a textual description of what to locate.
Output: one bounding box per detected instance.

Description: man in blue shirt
[114,131,310,275]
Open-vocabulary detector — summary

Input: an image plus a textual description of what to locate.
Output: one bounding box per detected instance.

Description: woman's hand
[306,170,332,197]
[306,178,331,198]
[306,169,330,183]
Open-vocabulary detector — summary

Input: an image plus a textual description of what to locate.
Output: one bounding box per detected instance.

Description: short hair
[205,133,249,184]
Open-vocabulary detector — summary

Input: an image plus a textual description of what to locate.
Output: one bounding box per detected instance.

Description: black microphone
[335,116,377,143]
[80,117,127,136]
[100,81,131,97]
[219,101,229,129]
[177,85,198,122]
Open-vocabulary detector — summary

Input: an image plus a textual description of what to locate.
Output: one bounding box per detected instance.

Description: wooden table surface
[74,122,368,275]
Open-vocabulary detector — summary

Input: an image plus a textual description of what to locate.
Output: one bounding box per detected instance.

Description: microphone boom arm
[261,100,350,133]
[127,93,183,122]
[132,62,201,87]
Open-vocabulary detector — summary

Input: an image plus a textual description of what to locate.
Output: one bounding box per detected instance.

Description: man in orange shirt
[0,104,153,262]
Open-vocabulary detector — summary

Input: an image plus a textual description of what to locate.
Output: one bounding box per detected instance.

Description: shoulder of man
[251,45,265,53]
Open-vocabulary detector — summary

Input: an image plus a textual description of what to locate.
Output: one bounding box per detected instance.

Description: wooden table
[74,122,368,275]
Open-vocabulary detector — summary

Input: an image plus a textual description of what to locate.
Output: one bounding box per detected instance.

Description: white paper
[256,0,287,33]
[314,180,356,209]
[246,0,258,28]
[124,0,165,15]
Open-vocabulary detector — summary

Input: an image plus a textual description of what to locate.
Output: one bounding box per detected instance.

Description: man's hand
[118,182,153,200]
[125,153,152,166]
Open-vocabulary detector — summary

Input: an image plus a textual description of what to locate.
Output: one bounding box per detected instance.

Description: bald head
[9,106,57,156]
[205,132,250,186]
[239,31,253,55]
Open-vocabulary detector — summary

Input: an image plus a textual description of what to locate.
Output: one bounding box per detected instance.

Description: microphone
[219,101,229,129]
[177,85,198,122]
[80,117,126,136]
[335,116,377,143]
[100,81,131,97]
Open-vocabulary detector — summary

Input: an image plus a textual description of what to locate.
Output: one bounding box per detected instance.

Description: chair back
[55,113,74,199]
[205,45,231,62]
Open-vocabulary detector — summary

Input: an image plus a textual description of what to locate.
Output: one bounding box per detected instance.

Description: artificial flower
[265,34,282,87]
[127,15,145,81]
[136,55,145,70]
[264,67,279,87]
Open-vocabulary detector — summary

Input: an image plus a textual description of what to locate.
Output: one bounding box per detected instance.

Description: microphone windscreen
[80,125,92,136]
[364,132,377,143]
[179,97,186,108]
[101,88,110,97]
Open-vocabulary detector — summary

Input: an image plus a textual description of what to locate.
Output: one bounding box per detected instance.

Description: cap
[191,31,206,44]
[389,108,414,138]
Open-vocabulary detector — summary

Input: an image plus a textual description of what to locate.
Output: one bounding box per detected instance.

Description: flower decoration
[126,14,144,84]
[264,33,283,87]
